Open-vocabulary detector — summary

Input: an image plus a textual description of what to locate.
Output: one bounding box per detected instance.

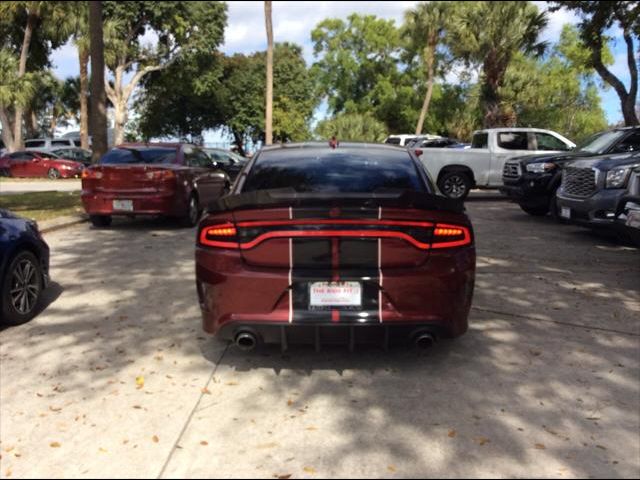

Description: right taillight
[146,170,175,181]
[199,222,239,248]
[431,223,472,249]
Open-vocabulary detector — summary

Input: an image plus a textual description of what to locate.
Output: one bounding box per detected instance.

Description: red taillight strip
[431,223,472,249]
[236,219,434,228]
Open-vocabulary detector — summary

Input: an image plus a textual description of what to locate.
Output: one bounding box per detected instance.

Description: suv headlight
[606,164,640,189]
[526,162,556,173]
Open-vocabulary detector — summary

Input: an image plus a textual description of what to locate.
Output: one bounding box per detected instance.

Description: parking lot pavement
[0,201,638,478]
[0,179,82,195]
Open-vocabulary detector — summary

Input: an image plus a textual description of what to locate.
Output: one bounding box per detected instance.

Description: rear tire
[48,168,61,179]
[1,251,43,326]
[181,194,200,228]
[90,215,112,227]
[519,204,550,216]
[438,171,472,200]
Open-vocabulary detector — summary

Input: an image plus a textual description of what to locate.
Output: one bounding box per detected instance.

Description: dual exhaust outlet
[233,329,436,351]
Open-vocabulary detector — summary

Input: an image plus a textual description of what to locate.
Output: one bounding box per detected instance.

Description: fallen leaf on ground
[99,447,107,453]
[152,435,159,443]
[474,437,490,446]
[256,442,279,449]
[275,475,291,479]
[200,441,208,446]
[448,429,457,438]
[201,387,212,395]
[303,467,316,474]
[226,382,238,386]
[287,399,294,407]
[535,443,546,449]
[5,468,11,477]
[49,406,62,412]
[135,376,144,389]
[305,426,318,431]
[387,465,396,472]
[596,445,607,450]
[50,442,61,448]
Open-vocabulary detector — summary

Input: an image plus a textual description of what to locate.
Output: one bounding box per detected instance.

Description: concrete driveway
[0,199,638,478]
[0,179,81,195]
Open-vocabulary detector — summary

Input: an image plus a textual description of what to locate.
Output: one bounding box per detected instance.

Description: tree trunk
[89,1,108,162]
[0,107,15,152]
[264,1,273,146]
[13,9,38,151]
[79,48,90,149]
[25,108,38,139]
[50,116,57,138]
[113,101,127,146]
[415,52,435,136]
[481,53,506,128]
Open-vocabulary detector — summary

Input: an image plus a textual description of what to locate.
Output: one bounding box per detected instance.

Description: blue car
[0,210,50,325]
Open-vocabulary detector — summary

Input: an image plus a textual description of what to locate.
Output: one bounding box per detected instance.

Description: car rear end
[195,144,475,350]
[81,145,186,218]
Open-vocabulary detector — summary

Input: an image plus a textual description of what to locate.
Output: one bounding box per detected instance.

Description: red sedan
[0,150,84,179]
[81,143,230,227]
[196,143,476,351]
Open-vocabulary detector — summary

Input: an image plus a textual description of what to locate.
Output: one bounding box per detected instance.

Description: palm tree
[264,1,273,146]
[69,1,91,149]
[89,0,108,161]
[403,2,451,136]
[449,1,548,127]
[316,112,387,143]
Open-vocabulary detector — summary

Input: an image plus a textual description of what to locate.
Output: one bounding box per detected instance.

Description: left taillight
[82,169,102,180]
[146,170,175,181]
[431,223,472,249]
[199,222,239,249]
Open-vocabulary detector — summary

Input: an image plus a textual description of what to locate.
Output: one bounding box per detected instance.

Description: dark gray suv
[556,151,640,227]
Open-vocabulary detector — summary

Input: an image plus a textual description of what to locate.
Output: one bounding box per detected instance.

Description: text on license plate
[309,282,362,307]
[560,207,571,219]
[113,199,133,211]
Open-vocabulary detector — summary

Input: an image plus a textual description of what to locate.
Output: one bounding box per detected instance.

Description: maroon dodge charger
[195,143,475,351]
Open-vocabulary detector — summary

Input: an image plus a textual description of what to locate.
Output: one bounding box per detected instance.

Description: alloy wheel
[9,258,40,315]
[442,175,467,199]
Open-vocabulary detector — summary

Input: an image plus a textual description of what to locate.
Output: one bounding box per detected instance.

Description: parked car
[81,143,231,227]
[501,126,640,216]
[0,150,84,179]
[203,148,249,181]
[404,134,443,148]
[50,147,93,167]
[614,167,640,246]
[0,209,50,325]
[196,142,476,351]
[556,151,640,228]
[384,134,421,147]
[25,137,80,150]
[409,137,467,149]
[418,128,576,200]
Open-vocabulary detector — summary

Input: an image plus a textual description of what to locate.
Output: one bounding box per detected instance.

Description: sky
[49,1,631,144]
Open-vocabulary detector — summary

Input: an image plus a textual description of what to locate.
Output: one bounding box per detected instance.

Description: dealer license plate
[309,282,362,308]
[113,199,133,212]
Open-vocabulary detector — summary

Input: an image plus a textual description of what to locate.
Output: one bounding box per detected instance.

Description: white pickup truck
[417,128,576,199]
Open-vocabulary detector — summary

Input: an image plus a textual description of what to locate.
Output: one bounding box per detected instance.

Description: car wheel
[1,251,43,326]
[438,172,471,200]
[48,168,61,179]
[90,215,112,227]
[519,204,550,216]
[181,194,200,228]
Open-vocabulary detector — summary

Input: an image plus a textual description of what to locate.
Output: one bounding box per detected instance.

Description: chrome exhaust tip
[235,332,258,352]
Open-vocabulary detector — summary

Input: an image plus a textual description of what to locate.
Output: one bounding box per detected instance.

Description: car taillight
[199,222,239,248]
[146,170,175,181]
[431,223,472,249]
[82,169,102,179]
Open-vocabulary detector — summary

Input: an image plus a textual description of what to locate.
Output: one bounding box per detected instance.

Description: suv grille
[503,162,520,179]
[562,167,597,198]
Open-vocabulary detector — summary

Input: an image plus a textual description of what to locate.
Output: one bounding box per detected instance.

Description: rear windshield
[242,149,426,193]
[100,148,177,165]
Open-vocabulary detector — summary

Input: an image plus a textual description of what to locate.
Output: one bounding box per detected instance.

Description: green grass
[0,191,83,222]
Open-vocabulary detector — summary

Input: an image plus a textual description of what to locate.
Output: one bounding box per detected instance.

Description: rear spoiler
[206,189,464,214]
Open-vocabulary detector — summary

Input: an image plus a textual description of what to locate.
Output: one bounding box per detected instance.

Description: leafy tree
[0,1,71,150]
[100,1,227,145]
[550,1,639,125]
[315,112,387,142]
[447,1,548,127]
[311,14,401,118]
[402,1,452,135]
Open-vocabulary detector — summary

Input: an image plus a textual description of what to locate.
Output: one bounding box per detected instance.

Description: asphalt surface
[1,198,639,478]
[0,179,82,195]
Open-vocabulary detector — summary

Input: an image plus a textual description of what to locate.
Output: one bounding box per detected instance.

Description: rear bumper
[556,188,626,226]
[196,247,475,341]
[81,191,183,216]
